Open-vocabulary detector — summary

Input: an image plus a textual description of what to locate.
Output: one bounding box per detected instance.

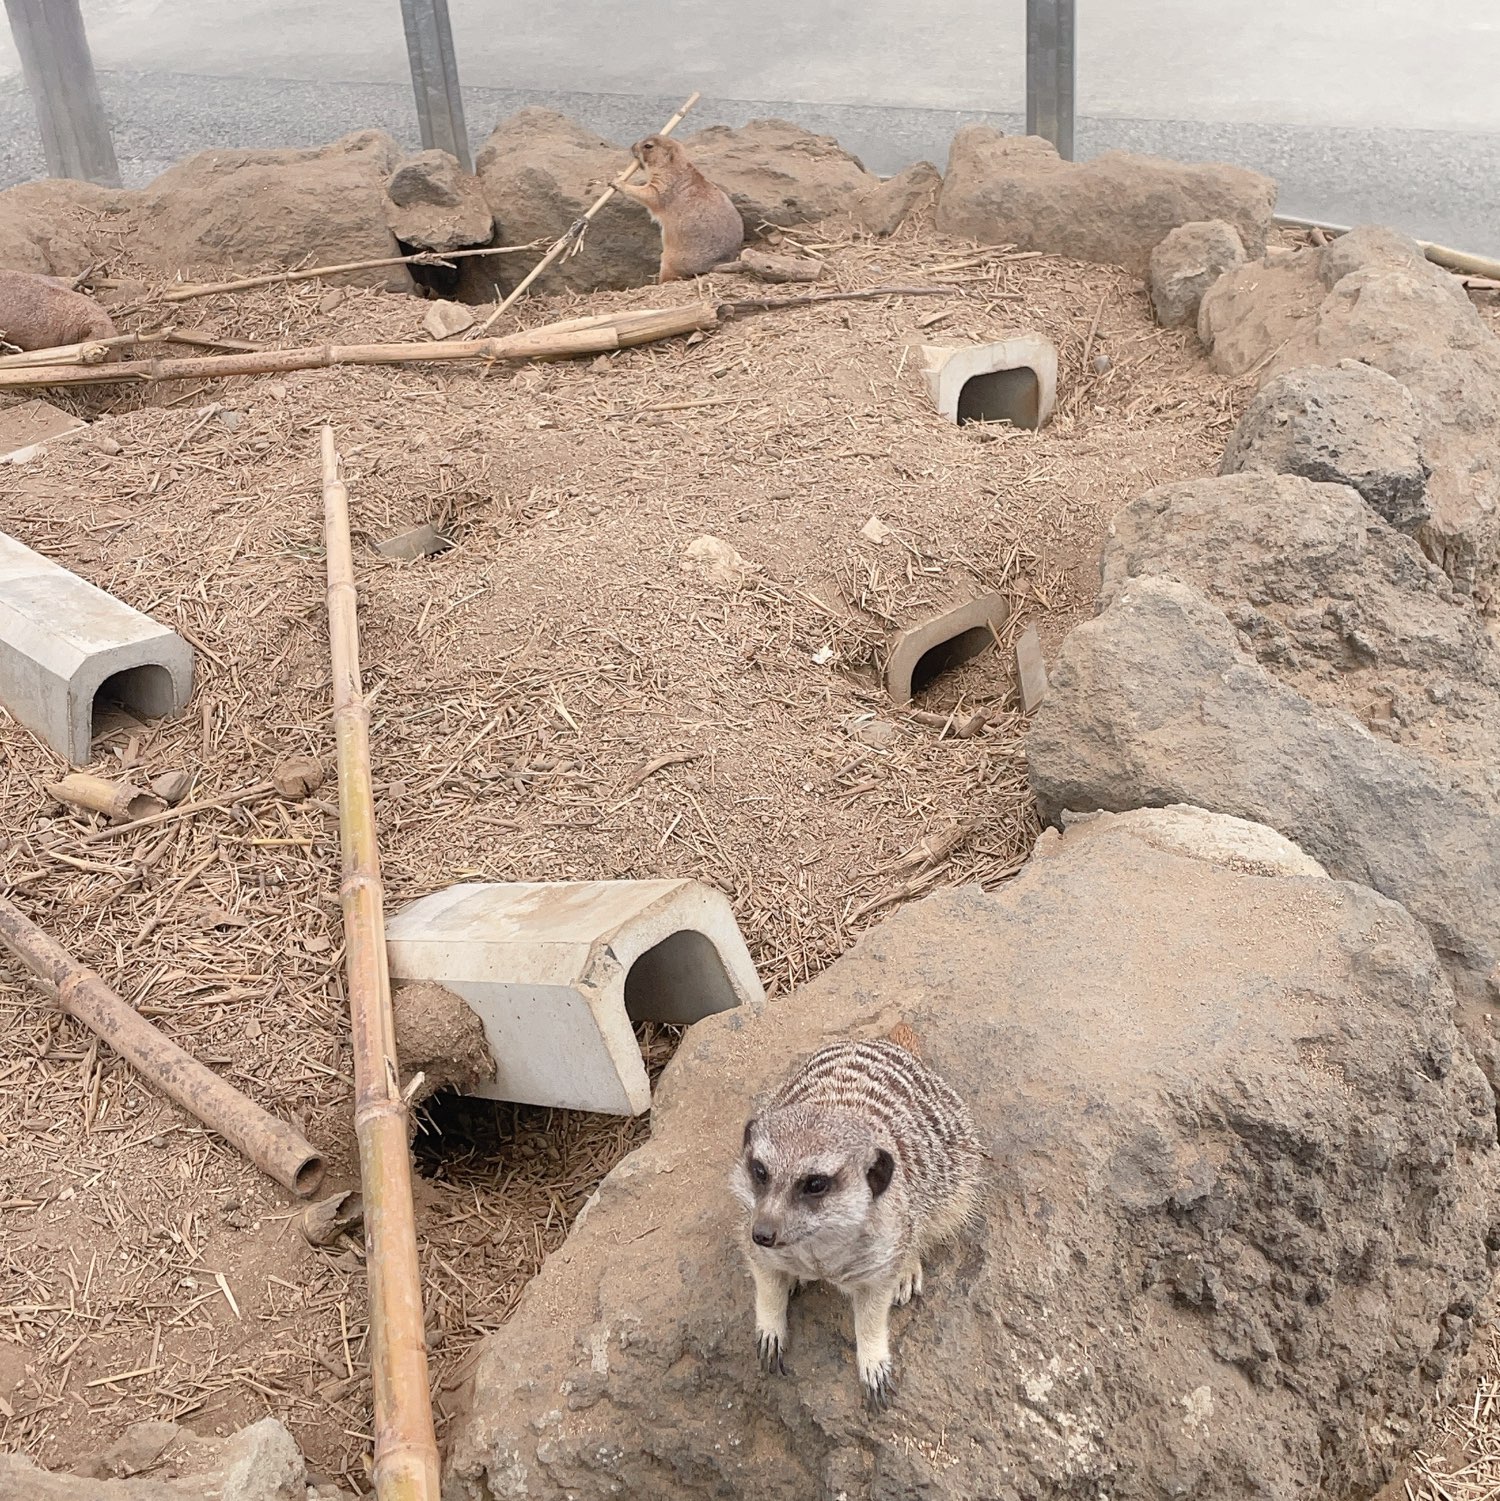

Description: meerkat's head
[731,1106,896,1256]
[632,134,684,170]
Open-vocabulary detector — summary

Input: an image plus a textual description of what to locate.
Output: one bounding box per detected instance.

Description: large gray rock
[1220,361,1430,532]
[1148,219,1247,327]
[684,119,877,232]
[857,160,942,237]
[1028,575,1500,1023]
[443,811,1499,1501]
[1199,227,1500,601]
[386,148,494,253]
[0,1418,346,1500]
[131,131,413,290]
[936,129,1275,274]
[475,109,660,292]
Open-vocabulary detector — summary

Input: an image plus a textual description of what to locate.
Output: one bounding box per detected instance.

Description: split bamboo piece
[47,771,166,823]
[0,326,262,369]
[469,89,701,336]
[0,304,720,391]
[320,425,440,1501]
[154,242,540,302]
[0,892,325,1195]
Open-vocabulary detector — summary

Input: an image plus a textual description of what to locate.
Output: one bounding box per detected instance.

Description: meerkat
[616,134,745,284]
[0,269,117,355]
[730,1035,983,1409]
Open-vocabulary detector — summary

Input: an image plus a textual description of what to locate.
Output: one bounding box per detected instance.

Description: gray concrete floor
[2,1,1498,254]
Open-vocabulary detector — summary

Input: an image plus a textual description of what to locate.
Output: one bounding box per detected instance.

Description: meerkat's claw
[757,1328,787,1376]
[894,1259,924,1307]
[860,1356,896,1411]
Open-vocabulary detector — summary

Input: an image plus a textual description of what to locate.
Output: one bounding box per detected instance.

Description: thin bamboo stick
[0,892,325,1196]
[321,426,439,1501]
[0,303,721,390]
[0,326,263,369]
[469,89,701,336]
[154,242,541,302]
[1273,214,1500,281]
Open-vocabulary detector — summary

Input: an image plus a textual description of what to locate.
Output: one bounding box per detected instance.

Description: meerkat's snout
[751,1221,779,1248]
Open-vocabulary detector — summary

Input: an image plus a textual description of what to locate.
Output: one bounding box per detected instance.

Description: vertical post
[1025,0,1076,162]
[398,0,472,172]
[3,0,121,186]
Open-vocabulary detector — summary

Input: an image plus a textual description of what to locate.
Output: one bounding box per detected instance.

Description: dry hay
[0,219,1236,1483]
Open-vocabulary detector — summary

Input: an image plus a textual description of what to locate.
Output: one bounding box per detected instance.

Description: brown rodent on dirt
[0,269,118,355]
[617,135,745,284]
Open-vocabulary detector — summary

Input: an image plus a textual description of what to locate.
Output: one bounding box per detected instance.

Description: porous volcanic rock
[443,811,1499,1500]
[857,160,942,237]
[1148,219,1247,327]
[937,128,1275,273]
[131,131,412,290]
[1027,575,1500,1023]
[1220,361,1430,532]
[385,148,494,253]
[1199,227,1500,599]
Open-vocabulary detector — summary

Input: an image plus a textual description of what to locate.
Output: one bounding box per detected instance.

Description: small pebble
[1092,353,1112,375]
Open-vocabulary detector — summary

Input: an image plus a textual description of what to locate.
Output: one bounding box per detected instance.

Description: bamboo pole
[0,304,720,390]
[1273,214,1500,281]
[0,326,263,370]
[154,242,541,303]
[0,892,325,1195]
[47,771,165,822]
[321,425,440,1501]
[469,89,701,337]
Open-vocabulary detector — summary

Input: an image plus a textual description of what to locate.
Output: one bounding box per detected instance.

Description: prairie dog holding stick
[0,269,117,356]
[617,135,744,284]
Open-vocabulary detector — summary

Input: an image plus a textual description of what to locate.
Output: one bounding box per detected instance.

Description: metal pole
[3,0,121,186]
[1025,0,1076,162]
[398,0,472,172]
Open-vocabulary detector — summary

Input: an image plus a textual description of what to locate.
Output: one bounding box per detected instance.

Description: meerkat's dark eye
[802,1174,831,1197]
[750,1159,769,1186]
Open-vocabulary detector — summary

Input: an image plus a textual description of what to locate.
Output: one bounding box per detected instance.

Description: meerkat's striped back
[766,1039,983,1242]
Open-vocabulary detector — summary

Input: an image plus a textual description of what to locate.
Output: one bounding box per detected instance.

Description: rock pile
[444,810,1499,1500]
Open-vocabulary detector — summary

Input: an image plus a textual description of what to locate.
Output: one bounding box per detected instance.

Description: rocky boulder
[0,1417,347,1499]
[131,131,412,290]
[1220,362,1430,531]
[857,160,942,237]
[683,119,877,232]
[936,129,1275,273]
[1027,576,1500,1031]
[1199,227,1500,601]
[385,148,494,253]
[1148,219,1247,327]
[0,179,130,277]
[443,808,1499,1501]
[475,109,660,293]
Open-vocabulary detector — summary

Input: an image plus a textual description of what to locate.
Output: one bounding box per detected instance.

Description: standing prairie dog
[730,1037,984,1409]
[0,269,117,355]
[616,135,745,284]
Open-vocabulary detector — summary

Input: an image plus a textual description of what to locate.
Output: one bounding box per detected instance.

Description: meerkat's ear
[867,1148,895,1199]
[742,1118,757,1151]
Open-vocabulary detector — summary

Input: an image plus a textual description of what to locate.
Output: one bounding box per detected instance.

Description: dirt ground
[0,218,1242,1485]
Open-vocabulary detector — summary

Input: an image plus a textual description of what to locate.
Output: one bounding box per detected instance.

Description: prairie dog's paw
[894,1260,924,1307]
[757,1325,787,1375]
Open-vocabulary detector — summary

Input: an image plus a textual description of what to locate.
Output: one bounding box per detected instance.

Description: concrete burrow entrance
[884,592,1010,705]
[0,532,194,764]
[919,335,1059,430]
[385,878,764,1116]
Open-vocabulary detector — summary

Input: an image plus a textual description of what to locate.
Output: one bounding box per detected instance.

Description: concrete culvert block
[919,335,1057,429]
[385,879,765,1116]
[885,592,1009,705]
[0,532,193,764]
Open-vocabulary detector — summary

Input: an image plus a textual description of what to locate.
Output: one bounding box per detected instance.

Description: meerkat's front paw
[859,1352,896,1411]
[757,1325,787,1375]
[893,1258,924,1307]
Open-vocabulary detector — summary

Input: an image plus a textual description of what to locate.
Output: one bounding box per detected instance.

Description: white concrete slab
[0,530,193,763]
[385,878,764,1116]
[919,335,1058,430]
